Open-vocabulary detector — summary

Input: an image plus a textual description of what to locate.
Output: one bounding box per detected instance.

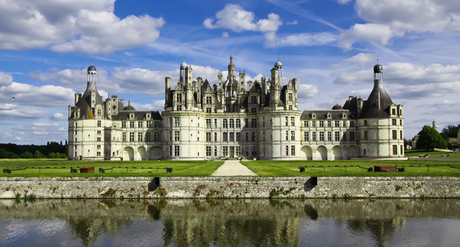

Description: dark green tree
[440,124,459,139]
[19,151,33,159]
[416,125,447,151]
[34,150,45,158]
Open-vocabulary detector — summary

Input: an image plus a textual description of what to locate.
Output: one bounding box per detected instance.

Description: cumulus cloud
[50,113,68,121]
[340,0,460,49]
[276,32,336,47]
[132,100,165,111]
[0,0,164,54]
[0,108,47,120]
[343,53,376,67]
[203,4,282,46]
[33,123,59,127]
[222,32,229,38]
[286,20,298,25]
[297,84,319,98]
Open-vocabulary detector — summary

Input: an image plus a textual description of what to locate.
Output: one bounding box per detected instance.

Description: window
[206,146,211,156]
[364,149,367,155]
[146,132,151,142]
[174,131,180,141]
[364,120,367,126]
[319,132,324,141]
[291,131,295,141]
[286,131,289,141]
[291,145,295,156]
[97,130,101,135]
[312,132,317,141]
[335,121,339,127]
[215,146,218,156]
[223,119,228,128]
[392,119,397,125]
[223,132,228,142]
[335,132,340,141]
[146,121,152,128]
[245,132,249,142]
[350,121,355,127]
[251,119,257,128]
[175,146,180,156]
[206,96,212,104]
[230,132,234,142]
[214,119,218,128]
[169,146,172,157]
[206,132,211,142]
[236,147,241,156]
[393,145,397,155]
[327,121,331,127]
[251,146,257,156]
[251,132,256,142]
[304,132,309,141]
[138,132,143,142]
[122,121,126,128]
[400,130,403,140]
[97,152,101,156]
[289,105,293,110]
[154,132,160,142]
[206,119,211,128]
[285,117,288,126]
[129,132,134,142]
[392,109,396,115]
[319,121,324,127]
[130,121,134,128]
[364,131,368,140]
[214,132,217,142]
[327,132,332,141]
[122,132,126,142]
[97,137,101,142]
[154,121,160,128]
[230,119,234,128]
[177,94,182,102]
[223,147,228,156]
[288,93,293,102]
[169,118,173,127]
[236,119,241,128]
[312,121,316,127]
[401,145,404,156]
[97,109,101,117]
[291,117,295,126]
[174,117,180,127]
[304,121,309,127]
[136,121,141,128]
[97,145,101,150]
[97,120,101,127]
[400,119,403,126]
[343,121,347,127]
[342,132,347,141]
[286,145,289,156]
[350,131,355,141]
[392,130,397,140]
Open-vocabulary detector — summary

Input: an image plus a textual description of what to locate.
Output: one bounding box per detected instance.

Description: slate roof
[112,111,162,121]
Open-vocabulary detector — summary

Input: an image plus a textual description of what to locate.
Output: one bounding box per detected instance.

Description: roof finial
[377,58,379,64]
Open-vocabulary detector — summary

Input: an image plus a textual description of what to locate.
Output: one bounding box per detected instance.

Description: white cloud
[338,0,352,4]
[50,113,67,121]
[203,4,282,46]
[0,0,164,54]
[33,123,59,127]
[340,0,460,49]
[132,100,165,112]
[0,82,75,107]
[297,84,319,98]
[343,53,376,67]
[286,20,298,25]
[222,32,229,38]
[0,108,46,120]
[0,72,13,86]
[276,32,336,47]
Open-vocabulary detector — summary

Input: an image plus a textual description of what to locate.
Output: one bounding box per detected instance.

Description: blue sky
[1,0,460,144]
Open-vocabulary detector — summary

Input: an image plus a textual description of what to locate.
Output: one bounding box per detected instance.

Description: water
[0,199,459,247]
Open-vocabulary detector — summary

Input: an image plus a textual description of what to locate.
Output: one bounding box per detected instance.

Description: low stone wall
[0,176,459,199]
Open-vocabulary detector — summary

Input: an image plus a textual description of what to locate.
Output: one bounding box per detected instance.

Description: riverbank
[1,176,459,199]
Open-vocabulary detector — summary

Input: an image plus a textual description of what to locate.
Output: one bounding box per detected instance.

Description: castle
[68,55,404,160]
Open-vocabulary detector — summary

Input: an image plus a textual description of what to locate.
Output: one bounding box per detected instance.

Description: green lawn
[405,149,460,158]
[0,159,223,177]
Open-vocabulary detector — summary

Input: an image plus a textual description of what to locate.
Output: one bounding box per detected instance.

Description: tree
[19,151,33,159]
[440,124,460,139]
[416,125,447,151]
[34,150,45,158]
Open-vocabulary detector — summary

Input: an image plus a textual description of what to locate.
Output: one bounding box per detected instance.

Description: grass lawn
[241,159,460,177]
[405,149,460,158]
[0,159,223,177]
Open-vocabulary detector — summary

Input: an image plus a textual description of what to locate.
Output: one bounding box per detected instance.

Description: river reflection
[0,199,459,247]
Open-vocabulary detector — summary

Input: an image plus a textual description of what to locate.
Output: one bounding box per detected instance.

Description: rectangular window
[129,132,134,142]
[206,119,211,128]
[245,118,248,127]
[251,119,257,128]
[286,145,289,156]
[138,132,143,142]
[291,145,295,156]
[327,132,332,141]
[214,132,217,142]
[223,132,228,142]
[138,121,143,128]
[97,145,101,150]
[223,147,228,156]
[236,146,241,156]
[252,132,256,142]
[400,119,403,126]
[223,119,228,128]
[230,119,234,128]
[392,119,397,125]
[393,145,397,155]
[215,146,218,156]
[154,132,160,142]
[122,132,126,142]
[97,120,101,127]
[364,131,368,140]
[174,117,180,127]
[206,96,212,104]
[335,132,340,141]
[214,119,218,128]
[364,120,368,126]
[286,131,289,141]
[304,132,309,141]
[319,131,324,141]
[97,152,101,156]
[319,121,324,127]
[206,132,211,142]
[304,121,309,127]
[350,131,355,141]
[97,130,101,135]
[392,130,397,140]
[206,146,211,156]
[291,131,295,141]
[312,132,317,141]
[122,121,126,128]
[97,109,102,117]
[175,146,180,156]
[245,132,249,142]
[174,131,180,141]
[327,121,331,127]
[288,93,293,102]
[343,121,347,127]
[400,130,403,140]
[291,117,295,126]
[236,119,241,128]
[97,137,101,142]
[169,146,172,157]
[312,121,316,127]
[154,121,160,128]
[350,121,355,127]
[285,116,288,126]
[147,121,152,128]
[230,132,234,142]
[236,132,240,142]
[130,121,134,128]
[342,132,347,141]
[146,132,151,142]
[251,146,257,156]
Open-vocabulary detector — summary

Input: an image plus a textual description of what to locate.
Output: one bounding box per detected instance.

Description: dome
[275,60,283,67]
[374,64,383,73]
[332,103,343,110]
[180,61,187,69]
[87,65,96,72]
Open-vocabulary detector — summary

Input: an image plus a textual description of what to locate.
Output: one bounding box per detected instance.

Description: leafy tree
[34,150,45,158]
[60,153,67,158]
[48,152,56,158]
[19,151,33,159]
[416,125,447,151]
[0,148,19,158]
[440,124,460,139]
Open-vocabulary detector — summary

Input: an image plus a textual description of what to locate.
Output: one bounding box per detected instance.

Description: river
[0,199,459,246]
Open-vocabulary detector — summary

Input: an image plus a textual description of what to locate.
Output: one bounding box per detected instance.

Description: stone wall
[0,176,459,199]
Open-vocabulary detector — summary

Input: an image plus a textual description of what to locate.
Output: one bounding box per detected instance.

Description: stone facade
[1,177,458,199]
[68,56,404,161]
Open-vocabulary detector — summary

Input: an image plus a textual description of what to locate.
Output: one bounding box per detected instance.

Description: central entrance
[229,146,234,158]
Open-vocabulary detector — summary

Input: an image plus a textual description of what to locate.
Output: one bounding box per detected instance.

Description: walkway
[211,160,258,176]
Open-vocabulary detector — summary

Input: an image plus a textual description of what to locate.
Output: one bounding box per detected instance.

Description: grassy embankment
[1,150,460,177]
[0,159,223,177]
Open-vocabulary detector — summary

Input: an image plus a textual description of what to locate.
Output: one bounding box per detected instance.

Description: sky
[1,0,460,145]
